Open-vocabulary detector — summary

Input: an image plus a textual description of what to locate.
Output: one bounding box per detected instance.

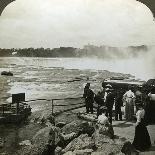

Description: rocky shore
[15,112,120,155]
[6,106,139,155]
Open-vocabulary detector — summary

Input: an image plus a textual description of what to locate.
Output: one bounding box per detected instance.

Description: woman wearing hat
[132,103,151,151]
[97,106,114,139]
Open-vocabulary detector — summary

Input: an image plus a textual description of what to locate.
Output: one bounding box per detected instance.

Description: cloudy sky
[0,0,155,48]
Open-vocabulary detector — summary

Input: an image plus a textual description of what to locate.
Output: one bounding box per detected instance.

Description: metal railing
[24,96,85,115]
[0,95,85,116]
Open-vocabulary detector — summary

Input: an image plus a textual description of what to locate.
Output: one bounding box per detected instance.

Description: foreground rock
[62,134,96,154]
[17,125,61,155]
[61,120,95,137]
[64,149,93,155]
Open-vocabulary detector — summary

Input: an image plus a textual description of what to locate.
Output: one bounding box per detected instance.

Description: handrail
[0,96,85,116]
[23,96,83,103]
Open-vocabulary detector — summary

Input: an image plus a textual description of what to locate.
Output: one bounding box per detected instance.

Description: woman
[123,86,135,121]
[97,106,114,139]
[132,103,151,151]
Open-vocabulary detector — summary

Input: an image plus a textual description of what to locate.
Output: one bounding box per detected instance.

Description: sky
[0,0,155,48]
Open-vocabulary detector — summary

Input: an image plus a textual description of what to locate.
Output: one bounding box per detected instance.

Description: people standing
[115,89,123,121]
[123,86,135,121]
[132,103,151,151]
[94,90,105,117]
[83,83,94,114]
[104,85,115,124]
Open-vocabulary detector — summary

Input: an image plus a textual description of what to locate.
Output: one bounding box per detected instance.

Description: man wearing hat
[104,85,115,124]
[83,83,94,114]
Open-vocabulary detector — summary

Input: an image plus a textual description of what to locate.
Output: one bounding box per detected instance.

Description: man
[94,90,105,117]
[83,83,94,114]
[115,89,123,121]
[104,86,115,124]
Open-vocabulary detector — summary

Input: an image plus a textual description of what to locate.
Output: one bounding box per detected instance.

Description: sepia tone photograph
[0,0,155,155]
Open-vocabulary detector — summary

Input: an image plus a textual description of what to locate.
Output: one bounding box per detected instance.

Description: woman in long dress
[123,87,135,121]
[132,103,151,151]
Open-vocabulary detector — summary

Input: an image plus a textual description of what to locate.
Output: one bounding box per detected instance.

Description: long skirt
[132,123,151,151]
[124,98,134,121]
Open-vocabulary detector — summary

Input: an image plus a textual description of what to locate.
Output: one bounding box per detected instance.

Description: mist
[67,45,155,80]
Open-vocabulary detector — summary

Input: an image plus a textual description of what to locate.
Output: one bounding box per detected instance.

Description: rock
[56,122,66,128]
[19,140,32,146]
[0,138,5,148]
[40,116,46,125]
[1,71,13,76]
[73,149,93,155]
[55,146,62,155]
[91,127,123,155]
[60,132,77,142]
[59,132,78,148]
[95,123,114,139]
[62,134,96,154]
[79,121,95,136]
[92,123,114,146]
[92,130,114,147]
[62,120,95,137]
[92,143,122,155]
[77,113,97,122]
[47,114,55,125]
[63,151,75,155]
[121,141,139,155]
[48,126,61,146]
[17,126,61,155]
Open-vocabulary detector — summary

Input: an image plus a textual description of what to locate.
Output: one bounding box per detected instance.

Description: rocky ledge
[14,112,139,155]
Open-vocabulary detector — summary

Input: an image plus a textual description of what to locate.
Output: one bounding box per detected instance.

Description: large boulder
[62,134,96,154]
[17,126,61,155]
[62,120,95,137]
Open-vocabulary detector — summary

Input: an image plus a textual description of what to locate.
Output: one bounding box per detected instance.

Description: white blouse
[136,109,145,123]
[123,90,135,98]
[98,114,109,125]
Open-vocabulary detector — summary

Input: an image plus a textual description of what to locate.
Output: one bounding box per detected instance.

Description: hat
[100,106,107,113]
[106,84,112,88]
[136,102,143,108]
[100,106,107,110]
[105,88,110,91]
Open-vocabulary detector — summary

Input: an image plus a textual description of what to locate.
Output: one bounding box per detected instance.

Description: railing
[24,97,85,115]
[0,95,85,116]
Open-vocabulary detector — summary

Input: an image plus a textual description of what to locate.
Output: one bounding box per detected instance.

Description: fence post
[52,99,54,115]
[2,104,4,116]
[16,102,19,114]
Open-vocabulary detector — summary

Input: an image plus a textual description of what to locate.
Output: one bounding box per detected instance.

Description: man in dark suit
[105,87,115,124]
[115,89,123,121]
[83,83,94,114]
